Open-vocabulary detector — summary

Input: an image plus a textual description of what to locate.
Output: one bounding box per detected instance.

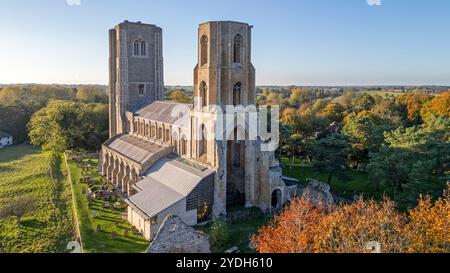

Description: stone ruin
[301,178,335,206]
[146,215,211,253]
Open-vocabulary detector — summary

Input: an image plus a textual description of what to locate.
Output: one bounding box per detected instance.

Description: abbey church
[101,20,297,240]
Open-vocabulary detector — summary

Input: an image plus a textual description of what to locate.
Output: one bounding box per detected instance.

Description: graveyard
[66,151,148,253]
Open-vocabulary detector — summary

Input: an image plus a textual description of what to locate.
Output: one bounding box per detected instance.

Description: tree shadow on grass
[0,145,41,163]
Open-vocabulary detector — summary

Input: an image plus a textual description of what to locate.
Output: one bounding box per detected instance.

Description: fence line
[63,153,84,253]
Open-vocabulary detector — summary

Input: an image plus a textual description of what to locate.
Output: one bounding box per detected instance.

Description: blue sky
[1,0,449,86]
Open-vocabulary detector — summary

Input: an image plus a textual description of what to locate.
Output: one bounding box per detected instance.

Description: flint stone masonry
[147,215,211,253]
[302,178,335,206]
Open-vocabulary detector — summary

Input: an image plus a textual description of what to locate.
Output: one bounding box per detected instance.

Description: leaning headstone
[92,211,97,218]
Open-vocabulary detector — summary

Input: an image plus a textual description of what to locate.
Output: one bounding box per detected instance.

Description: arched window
[233,34,242,64]
[200,35,208,66]
[141,41,147,56]
[199,81,208,108]
[134,40,140,56]
[233,82,242,106]
[199,125,207,157]
[165,129,170,143]
[181,136,187,156]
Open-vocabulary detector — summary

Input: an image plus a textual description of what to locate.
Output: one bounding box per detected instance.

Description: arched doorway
[271,189,282,209]
[226,127,246,211]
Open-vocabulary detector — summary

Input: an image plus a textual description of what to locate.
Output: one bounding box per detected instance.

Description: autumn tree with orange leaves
[251,186,450,253]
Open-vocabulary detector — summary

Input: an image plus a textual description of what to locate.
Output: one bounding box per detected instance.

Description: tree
[167,89,192,103]
[342,111,390,169]
[0,195,38,223]
[367,125,448,205]
[405,187,450,253]
[351,93,376,112]
[397,92,432,124]
[251,197,327,253]
[420,90,450,123]
[319,103,345,122]
[76,86,108,103]
[312,134,350,183]
[284,134,302,167]
[28,100,109,153]
[280,107,298,128]
[251,188,450,253]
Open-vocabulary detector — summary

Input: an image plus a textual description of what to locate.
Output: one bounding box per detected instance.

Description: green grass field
[66,157,148,253]
[198,218,268,253]
[0,145,75,253]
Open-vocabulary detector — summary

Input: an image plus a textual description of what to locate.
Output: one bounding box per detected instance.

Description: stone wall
[147,215,211,253]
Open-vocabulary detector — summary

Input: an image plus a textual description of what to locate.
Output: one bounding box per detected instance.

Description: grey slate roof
[135,101,192,124]
[0,130,12,138]
[104,134,165,164]
[125,157,215,219]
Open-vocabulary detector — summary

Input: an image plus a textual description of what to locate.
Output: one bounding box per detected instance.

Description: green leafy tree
[342,111,391,169]
[76,86,108,103]
[312,134,351,183]
[28,100,108,153]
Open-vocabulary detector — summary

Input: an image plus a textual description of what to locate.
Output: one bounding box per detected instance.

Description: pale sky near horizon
[1,0,450,86]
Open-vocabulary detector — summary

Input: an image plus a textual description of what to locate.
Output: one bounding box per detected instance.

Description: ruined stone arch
[180,134,187,156]
[198,124,208,158]
[226,125,248,210]
[271,188,283,209]
[172,131,180,154]
[165,128,171,143]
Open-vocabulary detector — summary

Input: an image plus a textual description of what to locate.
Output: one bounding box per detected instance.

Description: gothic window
[199,125,207,157]
[133,40,140,56]
[181,136,187,156]
[199,81,208,108]
[233,34,243,64]
[138,84,145,95]
[141,41,147,56]
[165,129,170,143]
[233,82,242,106]
[200,35,208,66]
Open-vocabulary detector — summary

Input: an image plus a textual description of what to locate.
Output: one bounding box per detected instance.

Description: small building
[0,131,12,148]
[125,156,215,240]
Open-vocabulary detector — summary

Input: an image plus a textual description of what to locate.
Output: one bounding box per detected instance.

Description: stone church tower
[193,21,285,218]
[108,21,164,137]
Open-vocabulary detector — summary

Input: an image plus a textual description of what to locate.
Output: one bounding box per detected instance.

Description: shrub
[0,195,38,223]
[209,221,229,248]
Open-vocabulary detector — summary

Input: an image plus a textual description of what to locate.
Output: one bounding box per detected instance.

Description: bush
[0,195,38,223]
[209,221,229,248]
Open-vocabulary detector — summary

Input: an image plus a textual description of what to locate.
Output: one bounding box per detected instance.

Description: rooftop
[104,134,166,164]
[135,101,192,125]
[126,157,214,219]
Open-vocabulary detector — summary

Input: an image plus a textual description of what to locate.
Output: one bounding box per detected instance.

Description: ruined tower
[194,21,256,108]
[109,21,164,137]
[193,21,260,217]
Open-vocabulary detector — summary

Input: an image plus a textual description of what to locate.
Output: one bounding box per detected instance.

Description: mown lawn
[66,157,148,253]
[281,158,386,200]
[0,145,75,253]
[198,217,268,253]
